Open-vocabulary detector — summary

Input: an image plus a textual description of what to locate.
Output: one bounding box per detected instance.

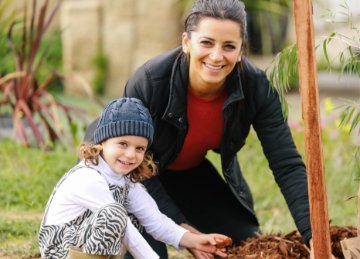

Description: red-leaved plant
[0,0,85,149]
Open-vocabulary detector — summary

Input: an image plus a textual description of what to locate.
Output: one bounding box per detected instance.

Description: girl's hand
[215,236,233,249]
[180,232,230,258]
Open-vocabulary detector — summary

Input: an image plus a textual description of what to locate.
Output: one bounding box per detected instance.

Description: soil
[226,226,358,259]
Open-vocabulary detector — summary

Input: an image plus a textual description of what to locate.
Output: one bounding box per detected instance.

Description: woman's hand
[188,247,217,259]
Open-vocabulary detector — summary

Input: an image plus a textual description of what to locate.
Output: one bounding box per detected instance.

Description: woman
[86,0,312,258]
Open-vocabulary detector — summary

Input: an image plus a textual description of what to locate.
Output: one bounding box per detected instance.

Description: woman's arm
[252,73,311,244]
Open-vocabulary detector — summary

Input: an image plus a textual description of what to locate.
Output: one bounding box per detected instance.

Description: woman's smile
[203,62,226,71]
[182,17,243,99]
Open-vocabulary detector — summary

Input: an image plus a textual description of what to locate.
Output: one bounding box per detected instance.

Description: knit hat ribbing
[94,97,153,146]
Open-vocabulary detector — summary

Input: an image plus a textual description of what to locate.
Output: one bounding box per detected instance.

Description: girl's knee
[99,203,127,218]
[82,203,128,255]
[97,203,128,229]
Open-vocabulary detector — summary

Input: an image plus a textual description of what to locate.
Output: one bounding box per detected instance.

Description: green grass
[0,95,358,258]
[0,139,77,257]
[0,139,78,211]
[0,214,41,258]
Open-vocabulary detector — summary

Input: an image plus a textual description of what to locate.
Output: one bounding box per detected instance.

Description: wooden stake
[293,0,332,258]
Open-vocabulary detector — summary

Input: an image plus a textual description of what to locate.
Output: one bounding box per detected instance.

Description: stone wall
[60,0,181,97]
[61,0,102,95]
[9,0,358,97]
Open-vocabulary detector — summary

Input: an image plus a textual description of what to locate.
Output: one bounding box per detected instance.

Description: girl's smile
[100,135,148,175]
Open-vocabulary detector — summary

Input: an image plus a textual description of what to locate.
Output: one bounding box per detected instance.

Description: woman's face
[101,135,148,176]
[182,17,243,99]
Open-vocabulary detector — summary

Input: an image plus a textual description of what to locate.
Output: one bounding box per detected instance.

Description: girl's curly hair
[78,142,157,183]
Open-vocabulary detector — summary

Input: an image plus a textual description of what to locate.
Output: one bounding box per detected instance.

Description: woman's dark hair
[184,0,248,55]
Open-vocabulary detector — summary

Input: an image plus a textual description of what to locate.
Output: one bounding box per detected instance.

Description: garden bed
[227,226,357,259]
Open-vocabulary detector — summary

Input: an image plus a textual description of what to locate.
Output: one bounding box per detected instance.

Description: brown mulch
[226,226,358,259]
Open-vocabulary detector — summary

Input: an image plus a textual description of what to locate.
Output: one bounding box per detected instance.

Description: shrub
[0,0,85,149]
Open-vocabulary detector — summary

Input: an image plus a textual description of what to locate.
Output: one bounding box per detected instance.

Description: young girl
[38,97,230,259]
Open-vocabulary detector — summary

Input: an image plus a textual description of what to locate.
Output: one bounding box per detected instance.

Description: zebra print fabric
[75,203,127,255]
[38,166,130,258]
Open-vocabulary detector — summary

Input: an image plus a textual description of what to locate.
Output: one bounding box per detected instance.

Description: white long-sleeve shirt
[44,156,187,258]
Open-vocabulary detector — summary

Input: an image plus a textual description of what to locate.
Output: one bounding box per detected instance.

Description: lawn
[0,94,358,258]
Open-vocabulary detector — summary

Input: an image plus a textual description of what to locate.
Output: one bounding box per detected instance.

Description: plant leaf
[16,99,45,148]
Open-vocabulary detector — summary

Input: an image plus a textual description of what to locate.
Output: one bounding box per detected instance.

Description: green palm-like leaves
[267,3,359,134]
[266,44,298,119]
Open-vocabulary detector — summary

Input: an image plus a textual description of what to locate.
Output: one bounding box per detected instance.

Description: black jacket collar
[162,47,246,129]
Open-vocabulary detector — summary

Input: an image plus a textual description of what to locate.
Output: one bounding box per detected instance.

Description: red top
[167,89,227,170]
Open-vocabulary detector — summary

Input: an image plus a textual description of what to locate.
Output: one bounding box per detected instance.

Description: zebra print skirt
[38,203,127,259]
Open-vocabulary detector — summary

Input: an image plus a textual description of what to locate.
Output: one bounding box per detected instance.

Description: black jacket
[123,47,311,244]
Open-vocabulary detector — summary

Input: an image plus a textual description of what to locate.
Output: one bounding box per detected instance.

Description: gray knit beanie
[94,97,153,146]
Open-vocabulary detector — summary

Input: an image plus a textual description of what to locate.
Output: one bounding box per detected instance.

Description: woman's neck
[188,84,226,101]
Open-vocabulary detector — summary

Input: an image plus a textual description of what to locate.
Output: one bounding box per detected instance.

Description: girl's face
[101,135,148,176]
[182,17,243,99]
